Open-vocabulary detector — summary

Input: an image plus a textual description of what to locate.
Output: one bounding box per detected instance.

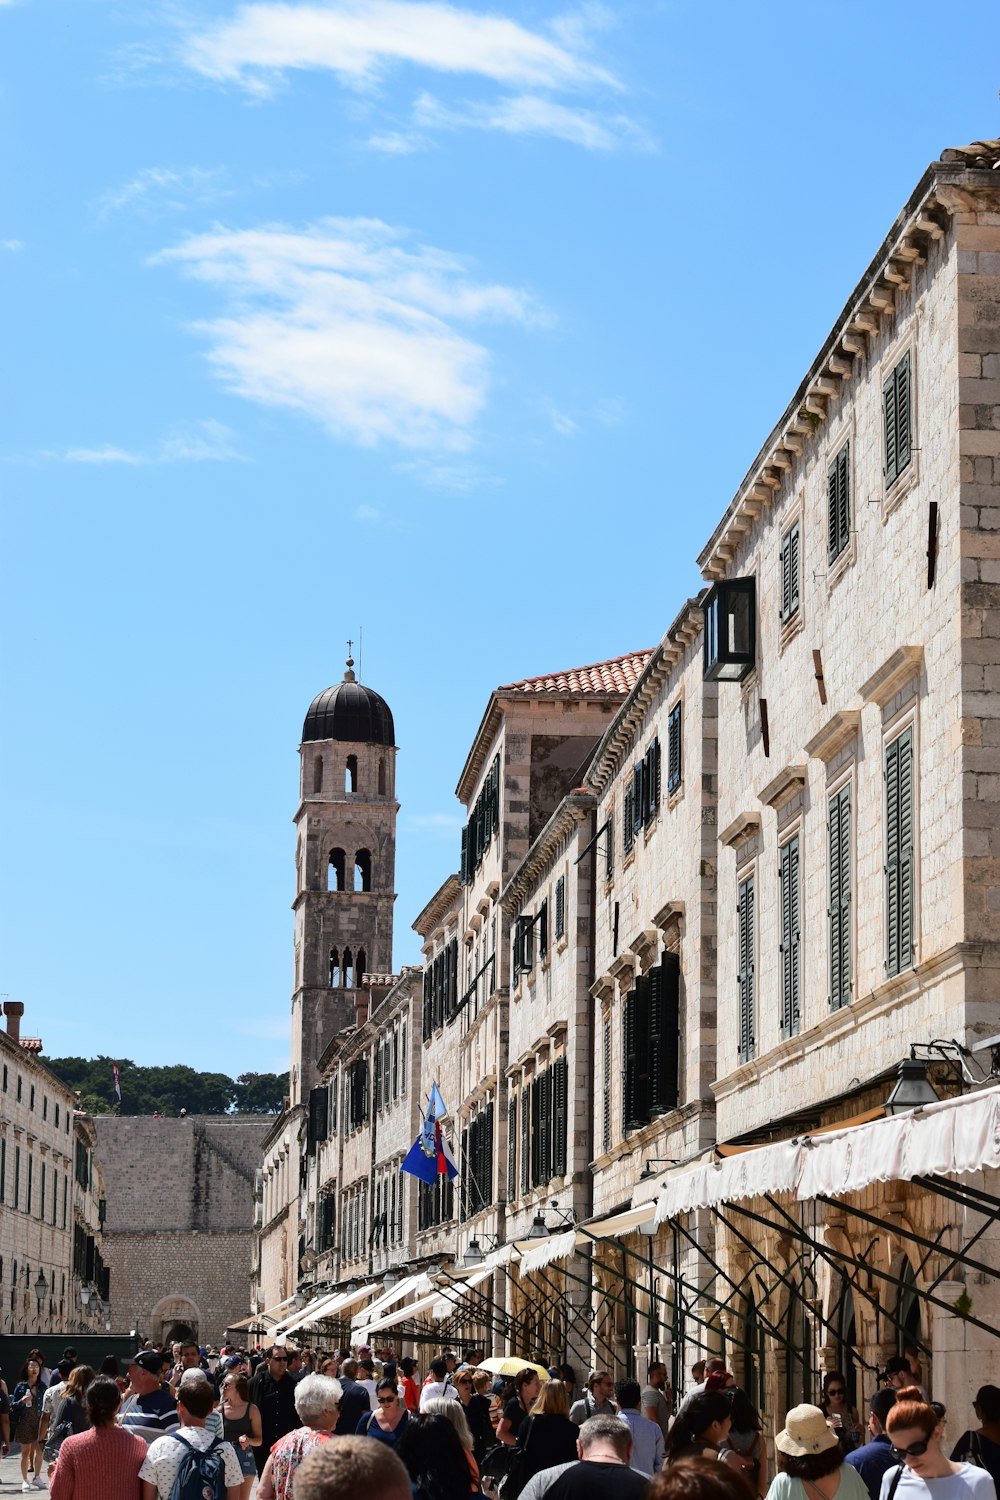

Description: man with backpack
[138,1374,243,1500]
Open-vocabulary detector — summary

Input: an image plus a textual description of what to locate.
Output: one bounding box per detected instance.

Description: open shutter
[602,1019,612,1152]
[738,875,755,1062]
[507,1093,518,1201]
[829,443,850,562]
[886,729,914,976]
[530,1076,541,1187]
[554,875,565,940]
[667,703,682,794]
[647,963,664,1115]
[537,900,548,959]
[648,959,681,1117]
[520,1085,530,1195]
[538,1068,551,1184]
[460,824,469,886]
[622,987,640,1131]
[308,1085,328,1148]
[646,739,661,820]
[896,351,911,478]
[635,974,651,1125]
[633,763,646,833]
[780,837,801,1037]
[551,1056,568,1178]
[623,787,634,855]
[828,785,851,1008]
[461,1123,470,1221]
[780,526,793,620]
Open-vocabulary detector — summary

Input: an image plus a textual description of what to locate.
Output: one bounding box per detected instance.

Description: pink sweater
[50,1426,148,1500]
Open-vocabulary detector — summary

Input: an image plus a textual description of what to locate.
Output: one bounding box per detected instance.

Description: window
[828,785,852,1009]
[378,757,386,795]
[14,1147,20,1209]
[461,1101,494,1220]
[738,875,755,1063]
[554,876,565,941]
[2,1065,6,1092]
[621,954,681,1133]
[507,1093,517,1201]
[418,1173,454,1230]
[54,1102,59,1128]
[0,1138,5,1203]
[780,835,801,1038]
[355,849,372,892]
[460,753,501,885]
[602,1020,612,1154]
[42,1096,47,1122]
[347,1059,369,1130]
[328,848,346,892]
[520,1086,530,1196]
[512,915,534,980]
[885,728,914,978]
[313,755,323,794]
[624,739,661,853]
[779,523,801,623]
[346,755,357,792]
[29,1084,35,1111]
[17,1076,22,1102]
[884,351,912,488]
[520,1058,567,1192]
[703,577,756,681]
[667,704,683,795]
[39,1162,45,1219]
[329,948,340,986]
[828,442,850,563]
[307,1086,329,1149]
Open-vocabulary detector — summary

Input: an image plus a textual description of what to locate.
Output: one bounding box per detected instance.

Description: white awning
[351,1273,431,1335]
[431,1266,492,1320]
[516,1199,660,1274]
[356,1285,442,1341]
[278,1281,380,1337]
[653,1083,1000,1222]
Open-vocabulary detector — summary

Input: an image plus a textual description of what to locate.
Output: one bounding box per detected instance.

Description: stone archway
[149,1295,201,1347]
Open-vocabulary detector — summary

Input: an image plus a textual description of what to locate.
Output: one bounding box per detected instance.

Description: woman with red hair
[882,1387,997,1500]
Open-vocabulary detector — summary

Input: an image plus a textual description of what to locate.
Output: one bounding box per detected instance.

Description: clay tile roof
[499,650,654,697]
[939,139,1000,169]
[19,1037,43,1053]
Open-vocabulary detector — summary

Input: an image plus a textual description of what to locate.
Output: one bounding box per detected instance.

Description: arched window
[329,949,340,986]
[346,755,357,793]
[356,948,367,982]
[355,849,372,892]
[378,758,386,795]
[313,756,323,794]
[328,849,346,892]
[344,948,354,987]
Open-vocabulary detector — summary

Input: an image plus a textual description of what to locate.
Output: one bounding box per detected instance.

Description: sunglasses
[891,1441,931,1460]
[378,1396,398,1405]
[827,1389,846,1397]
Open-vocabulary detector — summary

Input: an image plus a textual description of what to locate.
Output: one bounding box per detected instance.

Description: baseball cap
[884,1356,911,1376]
[223,1355,243,1370]
[130,1351,164,1374]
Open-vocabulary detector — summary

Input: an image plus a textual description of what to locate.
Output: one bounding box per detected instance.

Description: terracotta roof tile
[19,1037,43,1053]
[499,650,654,697]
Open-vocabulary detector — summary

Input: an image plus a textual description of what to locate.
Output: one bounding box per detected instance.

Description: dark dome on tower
[302,659,395,745]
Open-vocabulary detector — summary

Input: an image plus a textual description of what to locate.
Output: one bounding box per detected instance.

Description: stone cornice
[859,646,924,708]
[695,158,994,581]
[719,811,761,849]
[758,763,808,810]
[586,598,706,796]
[500,790,597,912]
[804,710,862,763]
[412,873,462,939]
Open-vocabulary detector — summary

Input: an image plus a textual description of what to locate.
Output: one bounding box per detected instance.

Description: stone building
[254,137,1000,1425]
[95,1114,269,1346]
[0,1001,108,1337]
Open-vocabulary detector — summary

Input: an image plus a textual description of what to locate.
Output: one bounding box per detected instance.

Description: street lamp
[80,1283,92,1309]
[293,1289,308,1311]
[34,1271,47,1314]
[884,1057,940,1116]
[527,1213,549,1240]
[382,1268,399,1289]
[463,1239,485,1268]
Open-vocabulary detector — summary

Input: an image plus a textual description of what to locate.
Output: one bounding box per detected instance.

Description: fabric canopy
[432,1266,492,1320]
[355,1284,443,1341]
[278,1281,379,1336]
[516,1199,661,1274]
[653,1083,1000,1222]
[350,1273,431,1335]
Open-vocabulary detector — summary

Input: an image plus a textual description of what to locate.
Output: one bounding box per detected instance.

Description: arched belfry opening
[328,849,346,891]
[355,849,372,892]
[346,755,357,792]
[329,948,340,986]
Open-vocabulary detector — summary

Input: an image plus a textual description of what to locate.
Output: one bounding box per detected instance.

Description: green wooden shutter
[738,875,755,1062]
[507,1093,517,1201]
[530,1076,541,1186]
[828,785,851,1009]
[461,1123,470,1221]
[539,1068,552,1184]
[667,703,682,794]
[780,836,801,1037]
[781,524,800,620]
[623,788,634,854]
[537,899,548,959]
[884,367,898,485]
[829,443,850,562]
[886,728,914,976]
[520,1085,530,1194]
[646,739,660,819]
[602,1019,612,1153]
[647,963,664,1114]
[554,876,565,939]
[634,764,646,832]
[896,352,912,478]
[460,824,469,885]
[552,1056,568,1178]
[622,988,638,1132]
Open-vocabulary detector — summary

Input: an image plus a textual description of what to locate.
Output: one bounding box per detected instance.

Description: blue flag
[400,1084,459,1184]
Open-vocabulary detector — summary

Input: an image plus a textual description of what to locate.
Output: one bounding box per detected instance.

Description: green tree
[234,1072,289,1114]
[44,1056,288,1116]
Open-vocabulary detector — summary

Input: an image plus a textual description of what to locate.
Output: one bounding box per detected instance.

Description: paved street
[0,1448,260,1495]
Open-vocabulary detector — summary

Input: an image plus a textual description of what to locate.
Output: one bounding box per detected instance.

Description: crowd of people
[0,1338,996,1500]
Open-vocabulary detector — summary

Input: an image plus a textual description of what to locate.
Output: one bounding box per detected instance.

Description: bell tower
[290,655,398,1104]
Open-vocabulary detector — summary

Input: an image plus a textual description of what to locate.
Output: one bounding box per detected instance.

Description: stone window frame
[778,492,806,653]
[880,324,920,522]
[824,411,858,593]
[881,697,921,981]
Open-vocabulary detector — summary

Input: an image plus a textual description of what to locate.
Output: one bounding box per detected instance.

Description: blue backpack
[168,1434,228,1500]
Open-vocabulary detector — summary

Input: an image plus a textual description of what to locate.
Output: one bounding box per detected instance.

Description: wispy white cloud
[60,420,246,466]
[398,455,503,492]
[540,397,579,437]
[182,1,618,95]
[406,89,653,153]
[405,811,464,831]
[354,503,382,522]
[1,238,23,251]
[152,217,545,451]
[595,395,626,426]
[97,166,234,220]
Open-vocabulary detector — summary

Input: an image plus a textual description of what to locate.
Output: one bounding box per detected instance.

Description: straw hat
[774,1405,840,1457]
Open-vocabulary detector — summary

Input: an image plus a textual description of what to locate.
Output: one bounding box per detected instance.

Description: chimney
[354,992,370,1028]
[4,1001,24,1043]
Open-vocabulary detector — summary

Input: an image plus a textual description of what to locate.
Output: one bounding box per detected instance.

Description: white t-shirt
[879,1466,998,1500]
[358,1377,378,1411]
[420,1379,459,1410]
[139,1426,243,1499]
[42,1381,67,1418]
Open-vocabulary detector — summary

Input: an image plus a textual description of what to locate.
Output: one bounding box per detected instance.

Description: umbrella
[477,1357,550,1379]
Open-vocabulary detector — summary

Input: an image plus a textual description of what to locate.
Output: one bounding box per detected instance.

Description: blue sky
[1,0,995,1078]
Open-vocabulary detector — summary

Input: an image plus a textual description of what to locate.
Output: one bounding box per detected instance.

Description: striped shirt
[119,1388,179,1446]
